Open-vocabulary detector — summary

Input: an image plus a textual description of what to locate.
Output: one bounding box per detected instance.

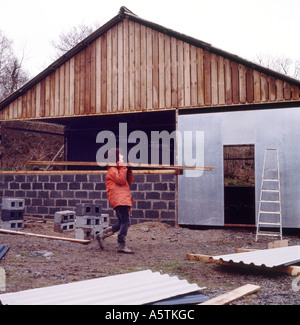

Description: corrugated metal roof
[0,245,9,261]
[212,245,300,268]
[0,270,204,305]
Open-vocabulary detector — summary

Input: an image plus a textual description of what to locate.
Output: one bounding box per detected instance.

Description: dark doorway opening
[224,144,255,225]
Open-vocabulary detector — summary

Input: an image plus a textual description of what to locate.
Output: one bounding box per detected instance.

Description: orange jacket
[105,166,134,209]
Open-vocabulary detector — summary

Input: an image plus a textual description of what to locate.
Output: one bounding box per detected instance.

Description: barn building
[1,7,300,230]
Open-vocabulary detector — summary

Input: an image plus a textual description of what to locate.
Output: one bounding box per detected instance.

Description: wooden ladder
[256,148,282,241]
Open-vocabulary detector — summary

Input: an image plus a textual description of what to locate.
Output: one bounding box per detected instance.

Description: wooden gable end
[0,16,300,121]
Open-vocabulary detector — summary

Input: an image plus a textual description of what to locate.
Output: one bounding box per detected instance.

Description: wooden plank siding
[0,17,300,121]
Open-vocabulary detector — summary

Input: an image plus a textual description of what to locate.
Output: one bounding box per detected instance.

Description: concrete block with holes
[1,198,25,231]
[54,210,76,233]
[75,203,109,240]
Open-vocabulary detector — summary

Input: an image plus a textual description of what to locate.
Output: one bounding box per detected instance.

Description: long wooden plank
[184,42,190,107]
[0,228,91,244]
[140,24,147,110]
[203,50,211,106]
[199,284,261,305]
[123,19,129,112]
[0,169,176,175]
[79,50,86,115]
[50,72,55,117]
[197,47,204,106]
[239,64,246,104]
[90,42,96,114]
[231,62,239,104]
[261,73,268,102]
[187,253,212,263]
[65,60,71,116]
[45,76,51,117]
[106,29,112,113]
[190,45,197,107]
[95,38,102,113]
[118,22,124,112]
[159,32,165,109]
[101,34,107,113]
[39,80,45,117]
[253,70,261,103]
[224,58,232,104]
[74,53,80,114]
[171,37,178,107]
[284,81,291,100]
[27,160,215,171]
[69,57,75,115]
[129,21,135,111]
[146,27,152,110]
[152,30,159,109]
[177,40,184,107]
[59,65,65,116]
[135,22,141,111]
[112,25,118,113]
[218,56,225,105]
[54,65,60,116]
[246,67,254,103]
[211,53,218,105]
[164,35,171,108]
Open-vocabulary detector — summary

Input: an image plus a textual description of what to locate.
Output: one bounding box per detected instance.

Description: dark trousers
[112,206,130,244]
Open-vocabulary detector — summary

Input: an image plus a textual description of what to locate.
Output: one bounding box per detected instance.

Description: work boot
[96,227,113,249]
[117,242,134,254]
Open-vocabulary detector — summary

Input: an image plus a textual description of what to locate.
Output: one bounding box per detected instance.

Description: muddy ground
[0,220,299,305]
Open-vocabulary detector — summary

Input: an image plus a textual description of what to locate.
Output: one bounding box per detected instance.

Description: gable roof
[0,6,299,118]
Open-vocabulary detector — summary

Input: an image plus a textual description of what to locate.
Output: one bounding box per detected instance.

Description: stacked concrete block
[1,198,25,230]
[75,203,109,240]
[54,210,76,233]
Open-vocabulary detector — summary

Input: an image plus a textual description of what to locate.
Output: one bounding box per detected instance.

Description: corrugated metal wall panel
[0,245,9,261]
[178,107,300,228]
[212,246,300,268]
[0,270,204,305]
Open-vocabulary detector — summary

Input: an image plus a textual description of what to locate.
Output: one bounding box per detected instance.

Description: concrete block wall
[0,172,177,226]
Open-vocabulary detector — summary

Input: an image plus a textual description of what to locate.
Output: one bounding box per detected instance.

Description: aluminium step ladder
[255,148,282,241]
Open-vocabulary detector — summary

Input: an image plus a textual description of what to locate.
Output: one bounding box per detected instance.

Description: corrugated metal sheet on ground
[0,245,10,261]
[212,245,300,268]
[151,292,209,305]
[0,270,205,305]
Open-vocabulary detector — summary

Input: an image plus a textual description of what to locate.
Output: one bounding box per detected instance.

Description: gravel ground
[0,220,299,305]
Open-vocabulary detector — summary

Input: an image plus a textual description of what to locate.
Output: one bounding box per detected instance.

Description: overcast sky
[0,0,299,78]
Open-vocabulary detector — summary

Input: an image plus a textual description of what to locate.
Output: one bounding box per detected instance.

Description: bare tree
[0,30,29,102]
[255,53,300,80]
[294,60,300,80]
[51,23,98,59]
